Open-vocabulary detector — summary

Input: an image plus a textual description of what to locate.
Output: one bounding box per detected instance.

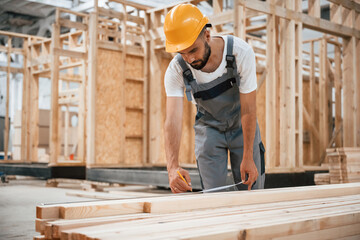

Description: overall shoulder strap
[176,54,194,101]
[226,35,241,86]
[225,35,235,69]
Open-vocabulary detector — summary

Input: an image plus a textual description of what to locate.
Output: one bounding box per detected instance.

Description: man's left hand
[240,156,258,190]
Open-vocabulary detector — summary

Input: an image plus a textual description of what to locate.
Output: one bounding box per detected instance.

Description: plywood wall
[95,49,123,165]
[94,49,145,166]
[94,50,145,166]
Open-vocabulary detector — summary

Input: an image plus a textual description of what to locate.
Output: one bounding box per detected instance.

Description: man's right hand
[168,167,192,193]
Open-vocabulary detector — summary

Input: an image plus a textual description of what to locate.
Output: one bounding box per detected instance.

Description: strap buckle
[183,69,194,82]
[226,55,235,69]
[185,84,192,101]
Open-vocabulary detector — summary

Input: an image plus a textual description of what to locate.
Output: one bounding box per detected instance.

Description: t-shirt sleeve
[164,60,185,97]
[237,47,257,93]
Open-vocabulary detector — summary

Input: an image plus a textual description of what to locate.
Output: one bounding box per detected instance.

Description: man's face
[178,33,211,70]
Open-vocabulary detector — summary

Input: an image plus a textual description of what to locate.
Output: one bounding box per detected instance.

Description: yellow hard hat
[164,3,209,53]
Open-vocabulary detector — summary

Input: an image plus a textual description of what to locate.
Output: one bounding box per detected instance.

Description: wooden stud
[342,36,356,147]
[295,0,303,168]
[148,11,163,165]
[234,0,246,40]
[308,0,320,18]
[4,37,11,161]
[87,11,98,166]
[21,38,29,162]
[50,22,61,165]
[265,0,279,169]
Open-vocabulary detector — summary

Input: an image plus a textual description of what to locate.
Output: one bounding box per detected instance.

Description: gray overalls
[176,35,265,191]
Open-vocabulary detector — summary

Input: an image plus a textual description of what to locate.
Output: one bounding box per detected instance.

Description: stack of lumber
[314,172,330,185]
[35,183,360,240]
[315,148,360,185]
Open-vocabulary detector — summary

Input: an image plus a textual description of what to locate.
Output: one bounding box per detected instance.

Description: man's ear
[204,29,210,41]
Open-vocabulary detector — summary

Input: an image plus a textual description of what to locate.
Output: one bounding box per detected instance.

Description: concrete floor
[0,178,95,240]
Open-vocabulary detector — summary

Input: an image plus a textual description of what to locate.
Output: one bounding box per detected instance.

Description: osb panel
[125,81,143,109]
[125,56,143,79]
[125,138,142,165]
[125,110,143,136]
[95,49,123,165]
[256,72,266,149]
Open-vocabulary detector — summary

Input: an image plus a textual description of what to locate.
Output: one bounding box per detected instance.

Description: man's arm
[164,97,192,193]
[240,90,258,190]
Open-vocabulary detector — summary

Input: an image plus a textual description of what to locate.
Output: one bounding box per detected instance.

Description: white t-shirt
[164,35,257,100]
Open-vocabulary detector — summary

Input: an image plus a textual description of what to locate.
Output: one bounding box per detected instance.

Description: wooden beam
[240,0,360,38]
[213,0,223,32]
[148,12,162,165]
[98,7,145,25]
[308,0,320,18]
[4,37,11,161]
[234,0,246,39]
[50,22,61,165]
[265,1,279,169]
[328,0,360,13]
[87,12,97,166]
[21,38,29,163]
[278,1,296,168]
[109,0,151,10]
[58,19,87,31]
[334,42,342,147]
[342,37,356,147]
[319,38,329,156]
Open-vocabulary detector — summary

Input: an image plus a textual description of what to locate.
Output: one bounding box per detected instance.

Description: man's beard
[190,41,211,70]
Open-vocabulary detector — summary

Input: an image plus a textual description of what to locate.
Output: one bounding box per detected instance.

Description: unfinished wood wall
[1,0,359,174]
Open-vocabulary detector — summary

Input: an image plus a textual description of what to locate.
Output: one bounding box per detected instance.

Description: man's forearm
[241,111,256,159]
[164,118,182,171]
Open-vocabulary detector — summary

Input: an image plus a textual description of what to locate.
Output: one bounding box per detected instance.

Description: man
[163,3,265,193]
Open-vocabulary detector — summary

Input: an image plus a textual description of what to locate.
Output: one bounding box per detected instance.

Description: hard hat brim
[165,17,209,53]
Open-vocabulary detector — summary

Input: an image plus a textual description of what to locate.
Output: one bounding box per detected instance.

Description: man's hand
[168,167,192,193]
[240,156,258,190]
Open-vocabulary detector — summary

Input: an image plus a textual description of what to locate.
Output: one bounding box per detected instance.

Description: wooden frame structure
[1,0,359,174]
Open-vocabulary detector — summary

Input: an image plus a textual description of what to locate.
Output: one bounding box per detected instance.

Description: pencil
[177,170,192,191]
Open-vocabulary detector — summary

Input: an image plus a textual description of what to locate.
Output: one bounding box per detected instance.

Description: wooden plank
[279,1,296,168]
[53,48,87,59]
[241,0,360,38]
[308,0,320,18]
[52,195,360,238]
[234,0,246,39]
[294,0,303,168]
[265,10,279,169]
[148,12,163,165]
[0,66,23,73]
[21,39,29,162]
[328,0,360,13]
[342,37,356,147]
[356,38,360,147]
[4,37,11,161]
[319,38,329,158]
[58,19,87,31]
[144,183,360,214]
[98,7,145,25]
[87,12,97,166]
[50,23,60,165]
[334,42,342,147]
[65,202,360,239]
[29,44,39,162]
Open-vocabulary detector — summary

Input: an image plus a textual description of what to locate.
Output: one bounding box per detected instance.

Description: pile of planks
[35,183,360,240]
[315,148,360,185]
